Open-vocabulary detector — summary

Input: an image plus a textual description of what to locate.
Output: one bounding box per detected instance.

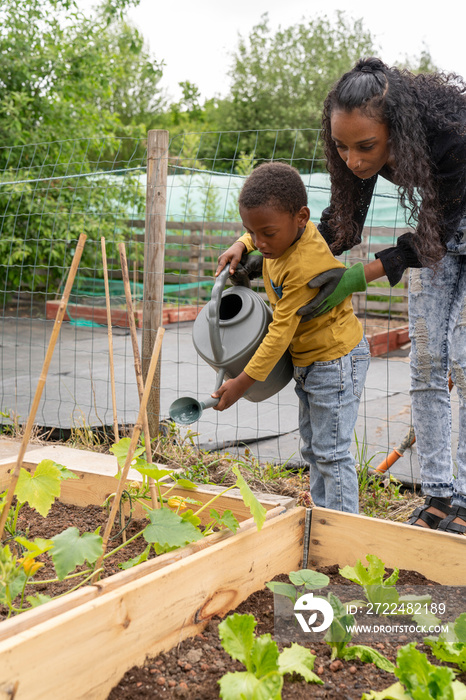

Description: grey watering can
[169,266,293,424]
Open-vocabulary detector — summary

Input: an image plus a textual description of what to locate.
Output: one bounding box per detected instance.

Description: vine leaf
[143,507,203,549]
[15,460,62,516]
[210,508,239,533]
[232,466,266,531]
[51,527,103,580]
[110,437,145,468]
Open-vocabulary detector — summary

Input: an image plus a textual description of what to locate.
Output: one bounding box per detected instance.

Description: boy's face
[239,205,310,259]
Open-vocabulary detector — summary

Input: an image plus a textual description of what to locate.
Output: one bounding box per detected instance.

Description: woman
[297,57,466,533]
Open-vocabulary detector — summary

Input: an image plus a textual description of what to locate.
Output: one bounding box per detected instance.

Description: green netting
[68,276,214,308]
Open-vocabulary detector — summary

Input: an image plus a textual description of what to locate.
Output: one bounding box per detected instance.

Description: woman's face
[330,108,391,179]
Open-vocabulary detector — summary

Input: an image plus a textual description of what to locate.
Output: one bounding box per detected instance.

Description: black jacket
[318,113,466,285]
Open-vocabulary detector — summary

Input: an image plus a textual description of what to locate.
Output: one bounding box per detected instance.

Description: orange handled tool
[374,375,454,474]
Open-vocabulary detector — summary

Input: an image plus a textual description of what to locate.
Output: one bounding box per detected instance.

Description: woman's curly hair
[322,56,466,266]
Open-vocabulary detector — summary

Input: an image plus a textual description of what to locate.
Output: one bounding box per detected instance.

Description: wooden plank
[0,445,294,525]
[0,506,285,645]
[307,507,466,585]
[0,508,304,700]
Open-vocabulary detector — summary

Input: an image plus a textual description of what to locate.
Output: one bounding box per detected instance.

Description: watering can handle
[208,266,230,363]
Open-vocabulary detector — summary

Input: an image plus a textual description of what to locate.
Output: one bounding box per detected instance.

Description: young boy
[213,162,370,513]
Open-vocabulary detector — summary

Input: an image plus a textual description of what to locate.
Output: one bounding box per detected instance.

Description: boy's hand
[230,252,264,287]
[215,241,247,277]
[212,372,255,411]
[297,263,367,321]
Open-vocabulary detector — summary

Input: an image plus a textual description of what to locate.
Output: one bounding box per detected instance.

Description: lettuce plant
[425,612,466,672]
[324,592,395,671]
[362,642,466,700]
[217,612,322,699]
[339,554,431,613]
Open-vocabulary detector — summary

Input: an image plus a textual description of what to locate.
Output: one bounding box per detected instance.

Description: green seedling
[425,612,466,672]
[217,612,322,699]
[339,554,431,614]
[362,642,466,700]
[266,568,330,605]
[323,591,395,671]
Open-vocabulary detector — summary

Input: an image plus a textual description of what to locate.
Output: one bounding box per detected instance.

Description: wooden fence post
[142,129,168,440]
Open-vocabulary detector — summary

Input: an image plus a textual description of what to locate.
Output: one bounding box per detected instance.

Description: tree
[0,0,160,298]
[396,44,439,74]
[0,0,164,159]
[211,12,376,169]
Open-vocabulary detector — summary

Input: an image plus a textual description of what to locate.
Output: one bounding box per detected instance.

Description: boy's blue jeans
[294,336,370,514]
[409,224,466,507]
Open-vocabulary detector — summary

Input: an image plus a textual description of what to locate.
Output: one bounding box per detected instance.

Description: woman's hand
[297,260,385,321]
[215,241,247,277]
[212,372,256,411]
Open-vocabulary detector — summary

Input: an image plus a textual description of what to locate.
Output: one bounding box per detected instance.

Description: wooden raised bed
[0,445,464,699]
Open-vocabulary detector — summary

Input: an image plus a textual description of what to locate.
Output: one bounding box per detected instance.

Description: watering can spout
[169,395,219,425]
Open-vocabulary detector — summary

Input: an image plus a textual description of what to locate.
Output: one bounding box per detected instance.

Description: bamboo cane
[0,233,87,540]
[118,243,159,510]
[101,238,119,444]
[93,326,164,579]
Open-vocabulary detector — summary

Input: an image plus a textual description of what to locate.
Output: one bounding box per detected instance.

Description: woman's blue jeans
[294,336,370,514]
[409,224,466,507]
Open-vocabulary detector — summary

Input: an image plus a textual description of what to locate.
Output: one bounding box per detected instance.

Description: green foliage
[142,507,203,553]
[231,465,267,531]
[210,12,375,167]
[0,0,164,149]
[106,437,264,559]
[0,169,145,298]
[324,592,395,671]
[395,44,439,74]
[0,0,155,297]
[208,508,239,533]
[51,526,103,580]
[266,568,330,605]
[0,544,27,609]
[118,544,151,570]
[15,460,64,517]
[218,613,322,699]
[425,613,466,672]
[339,554,431,613]
[109,438,146,469]
[363,643,466,700]
[340,553,399,589]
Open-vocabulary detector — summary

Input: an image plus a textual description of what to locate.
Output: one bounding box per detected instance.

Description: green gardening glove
[297,262,367,322]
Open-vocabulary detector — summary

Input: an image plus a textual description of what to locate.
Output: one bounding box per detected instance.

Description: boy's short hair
[239,162,307,216]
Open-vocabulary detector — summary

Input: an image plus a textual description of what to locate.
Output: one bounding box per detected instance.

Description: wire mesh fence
[0,129,459,486]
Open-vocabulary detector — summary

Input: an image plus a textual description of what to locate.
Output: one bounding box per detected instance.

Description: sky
[118,0,466,102]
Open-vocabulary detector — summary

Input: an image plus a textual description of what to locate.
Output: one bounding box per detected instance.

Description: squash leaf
[15,460,62,516]
[232,466,266,531]
[143,507,202,548]
[51,527,103,580]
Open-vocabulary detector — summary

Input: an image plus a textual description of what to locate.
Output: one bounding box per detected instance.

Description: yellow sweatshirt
[237,221,363,382]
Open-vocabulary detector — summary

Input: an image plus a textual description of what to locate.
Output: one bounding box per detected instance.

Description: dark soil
[107,566,466,700]
[3,496,463,700]
[1,501,151,619]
